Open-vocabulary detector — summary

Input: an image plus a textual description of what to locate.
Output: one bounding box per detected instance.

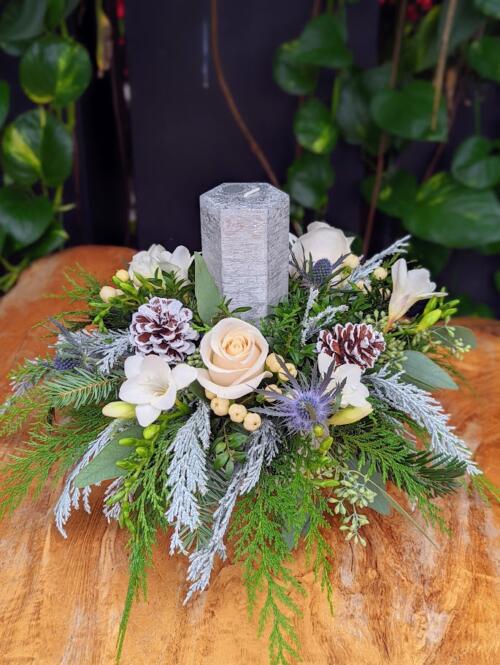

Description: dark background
[1,0,498,312]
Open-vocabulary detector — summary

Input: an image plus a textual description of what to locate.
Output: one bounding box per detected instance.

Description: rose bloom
[197,318,271,399]
[290,221,354,273]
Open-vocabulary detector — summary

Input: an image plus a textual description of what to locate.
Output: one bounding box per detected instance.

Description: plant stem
[362,0,407,256]
[431,0,458,131]
[210,0,279,187]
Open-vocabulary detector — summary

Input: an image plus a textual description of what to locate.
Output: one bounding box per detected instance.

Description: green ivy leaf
[194,252,222,325]
[294,14,352,69]
[371,80,448,142]
[336,74,382,154]
[2,109,73,186]
[403,173,500,248]
[474,0,500,19]
[286,152,334,210]
[361,170,417,220]
[0,186,53,248]
[456,293,494,318]
[406,1,484,73]
[45,0,79,28]
[20,35,92,107]
[452,136,500,189]
[24,219,68,260]
[0,0,46,54]
[74,426,143,488]
[409,238,450,276]
[0,80,9,129]
[402,350,457,391]
[273,40,318,96]
[467,36,500,83]
[293,98,337,154]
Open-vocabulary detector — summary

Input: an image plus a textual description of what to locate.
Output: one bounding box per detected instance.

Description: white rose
[318,352,370,409]
[197,318,271,399]
[128,244,192,285]
[290,221,354,274]
[387,258,438,328]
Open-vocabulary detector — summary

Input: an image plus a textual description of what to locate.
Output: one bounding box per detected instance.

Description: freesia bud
[328,403,373,426]
[102,401,136,419]
[415,309,442,332]
[115,269,130,282]
[99,285,118,303]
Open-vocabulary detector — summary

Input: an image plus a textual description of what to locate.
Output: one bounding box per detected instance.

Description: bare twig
[210,0,279,186]
[362,0,407,256]
[431,0,458,131]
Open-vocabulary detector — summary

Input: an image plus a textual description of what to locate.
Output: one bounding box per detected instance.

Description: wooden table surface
[0,246,498,665]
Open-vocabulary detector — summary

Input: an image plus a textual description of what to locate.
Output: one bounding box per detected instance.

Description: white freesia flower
[290,221,354,274]
[318,352,370,409]
[388,258,438,327]
[128,244,193,285]
[119,354,196,426]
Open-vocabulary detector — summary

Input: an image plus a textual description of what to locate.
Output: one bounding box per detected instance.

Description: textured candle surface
[200,183,289,322]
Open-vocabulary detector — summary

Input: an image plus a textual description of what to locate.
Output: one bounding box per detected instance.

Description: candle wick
[243,187,260,198]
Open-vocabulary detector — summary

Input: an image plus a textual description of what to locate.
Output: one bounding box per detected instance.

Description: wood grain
[0,246,498,665]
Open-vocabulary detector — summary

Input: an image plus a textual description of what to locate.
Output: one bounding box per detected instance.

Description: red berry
[406,4,419,21]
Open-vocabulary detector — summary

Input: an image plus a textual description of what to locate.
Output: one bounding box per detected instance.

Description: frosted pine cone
[130,297,199,363]
[317,323,385,370]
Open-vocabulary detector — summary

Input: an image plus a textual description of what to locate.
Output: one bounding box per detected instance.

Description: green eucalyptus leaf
[2,109,72,186]
[474,0,500,18]
[431,326,477,350]
[286,152,334,211]
[0,0,46,51]
[194,252,222,325]
[402,350,457,391]
[0,186,53,248]
[0,80,9,129]
[403,173,500,248]
[452,136,500,189]
[20,35,92,107]
[467,36,500,83]
[74,426,143,488]
[273,40,318,96]
[293,98,337,154]
[371,80,448,142]
[295,14,352,69]
[362,170,417,220]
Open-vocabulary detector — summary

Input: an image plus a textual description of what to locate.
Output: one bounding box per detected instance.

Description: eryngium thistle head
[257,362,343,434]
[130,297,199,363]
[289,250,347,288]
[53,356,81,371]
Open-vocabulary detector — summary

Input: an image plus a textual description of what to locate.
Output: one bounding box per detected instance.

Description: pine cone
[317,323,385,370]
[130,297,199,363]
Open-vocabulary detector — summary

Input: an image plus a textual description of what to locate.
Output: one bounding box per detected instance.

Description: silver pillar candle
[200,183,290,322]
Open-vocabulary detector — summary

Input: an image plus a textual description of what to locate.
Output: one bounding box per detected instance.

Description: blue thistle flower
[257,361,344,434]
[289,249,348,288]
[53,356,81,371]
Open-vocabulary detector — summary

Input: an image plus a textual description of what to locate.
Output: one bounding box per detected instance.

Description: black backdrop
[0,0,498,313]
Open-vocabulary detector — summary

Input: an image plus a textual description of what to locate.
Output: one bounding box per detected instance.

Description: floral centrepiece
[0,227,492,665]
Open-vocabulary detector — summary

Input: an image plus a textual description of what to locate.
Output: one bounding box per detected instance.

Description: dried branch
[210,0,279,186]
[431,0,458,131]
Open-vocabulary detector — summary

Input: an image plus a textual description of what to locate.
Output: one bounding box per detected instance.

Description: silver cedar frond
[367,368,479,475]
[301,303,348,343]
[54,420,124,537]
[165,401,211,555]
[54,327,131,374]
[300,287,319,345]
[103,477,124,522]
[184,419,279,603]
[352,235,410,281]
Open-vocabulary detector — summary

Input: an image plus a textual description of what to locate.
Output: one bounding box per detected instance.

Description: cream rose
[197,318,271,399]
